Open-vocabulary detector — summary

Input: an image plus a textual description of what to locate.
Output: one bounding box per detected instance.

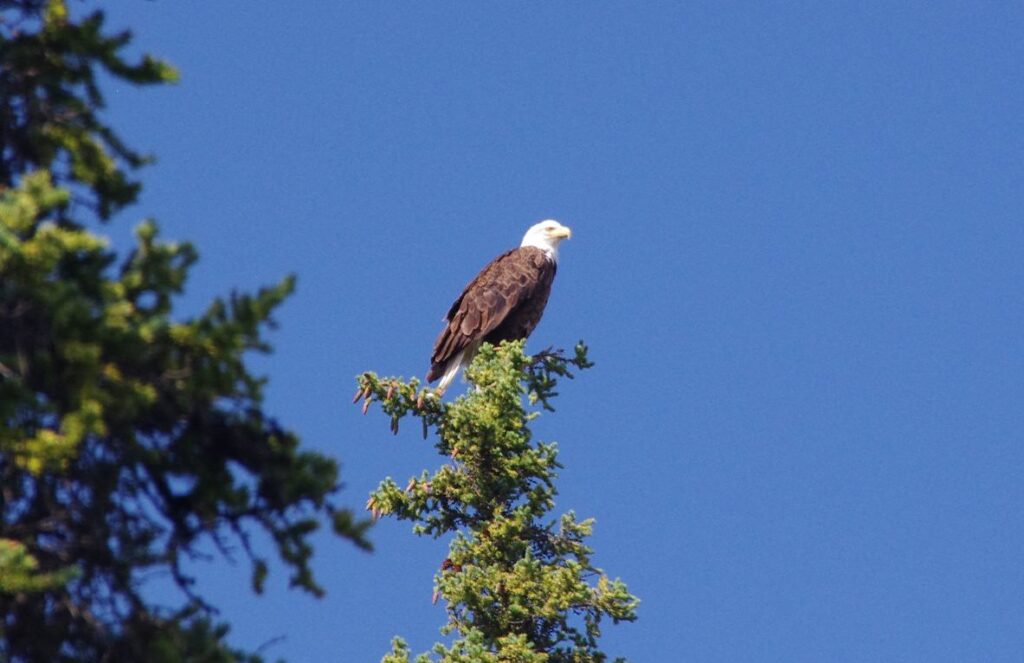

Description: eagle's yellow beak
[551,225,572,240]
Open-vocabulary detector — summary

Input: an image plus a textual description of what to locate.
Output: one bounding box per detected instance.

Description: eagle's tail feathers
[435,340,482,394]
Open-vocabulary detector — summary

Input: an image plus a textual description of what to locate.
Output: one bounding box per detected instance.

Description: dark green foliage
[0,0,177,219]
[1,2,369,660]
[359,341,638,662]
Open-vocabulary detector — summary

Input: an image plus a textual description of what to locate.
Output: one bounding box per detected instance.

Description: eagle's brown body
[428,246,557,385]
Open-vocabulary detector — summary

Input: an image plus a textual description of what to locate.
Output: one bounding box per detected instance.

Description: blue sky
[94,3,1024,661]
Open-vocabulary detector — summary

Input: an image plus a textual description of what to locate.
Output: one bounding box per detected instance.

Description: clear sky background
[93,3,1023,661]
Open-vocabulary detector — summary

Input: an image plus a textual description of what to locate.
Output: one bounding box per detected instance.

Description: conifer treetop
[358,341,638,662]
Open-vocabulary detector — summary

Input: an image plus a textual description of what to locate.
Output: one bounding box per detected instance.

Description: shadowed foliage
[1,2,369,660]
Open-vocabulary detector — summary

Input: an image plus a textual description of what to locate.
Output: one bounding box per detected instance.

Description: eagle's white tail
[435,340,481,394]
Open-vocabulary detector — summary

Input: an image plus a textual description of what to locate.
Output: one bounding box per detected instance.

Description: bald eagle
[427,220,572,393]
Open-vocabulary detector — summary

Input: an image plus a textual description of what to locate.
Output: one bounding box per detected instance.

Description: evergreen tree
[1,3,369,660]
[358,341,639,662]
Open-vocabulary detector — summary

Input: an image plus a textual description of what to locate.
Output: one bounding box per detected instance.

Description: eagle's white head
[520,219,572,262]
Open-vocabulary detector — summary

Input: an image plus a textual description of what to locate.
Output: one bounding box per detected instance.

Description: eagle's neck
[519,237,559,263]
